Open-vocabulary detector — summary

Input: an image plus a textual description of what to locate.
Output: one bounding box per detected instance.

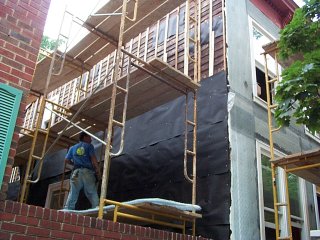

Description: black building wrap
[24,71,230,239]
[108,71,230,239]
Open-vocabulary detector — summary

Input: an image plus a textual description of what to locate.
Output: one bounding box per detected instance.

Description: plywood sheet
[31,0,185,94]
[271,148,320,186]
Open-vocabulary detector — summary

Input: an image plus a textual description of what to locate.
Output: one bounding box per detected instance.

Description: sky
[43,0,109,48]
[43,0,305,44]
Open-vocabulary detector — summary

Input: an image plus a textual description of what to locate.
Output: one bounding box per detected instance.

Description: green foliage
[275,0,320,133]
[38,36,64,61]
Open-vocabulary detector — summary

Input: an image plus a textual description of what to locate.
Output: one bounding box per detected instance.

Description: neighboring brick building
[0,0,51,199]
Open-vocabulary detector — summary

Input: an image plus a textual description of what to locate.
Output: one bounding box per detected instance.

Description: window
[256,141,306,240]
[249,19,279,106]
[305,127,320,143]
[45,180,70,210]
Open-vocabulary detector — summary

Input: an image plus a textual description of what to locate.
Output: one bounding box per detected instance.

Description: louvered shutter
[0,84,22,186]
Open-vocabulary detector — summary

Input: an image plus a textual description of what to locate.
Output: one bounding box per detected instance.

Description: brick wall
[0,0,51,200]
[0,200,207,240]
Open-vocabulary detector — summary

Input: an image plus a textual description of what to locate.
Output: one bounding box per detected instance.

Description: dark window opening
[256,67,273,103]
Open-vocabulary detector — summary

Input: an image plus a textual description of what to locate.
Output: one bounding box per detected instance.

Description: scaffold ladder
[19,96,50,203]
[264,51,292,240]
[183,0,200,208]
[19,10,74,203]
[98,0,136,219]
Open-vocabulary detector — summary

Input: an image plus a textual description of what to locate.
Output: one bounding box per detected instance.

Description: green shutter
[0,83,22,186]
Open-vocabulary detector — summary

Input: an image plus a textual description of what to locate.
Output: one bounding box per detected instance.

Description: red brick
[103,231,121,239]
[19,2,38,16]
[83,216,91,227]
[38,11,46,21]
[12,201,22,214]
[70,213,78,225]
[77,215,84,226]
[8,0,19,4]
[43,208,50,220]
[83,227,102,236]
[35,206,44,218]
[15,215,28,224]
[64,211,71,224]
[19,42,38,55]
[50,209,57,221]
[0,212,15,221]
[15,54,36,68]
[0,232,11,240]
[121,235,138,240]
[26,226,50,237]
[62,223,83,234]
[21,204,28,216]
[28,205,36,217]
[159,230,164,239]
[17,20,33,32]
[25,11,39,23]
[3,56,23,70]
[5,42,28,57]
[51,229,73,239]
[93,237,106,240]
[11,68,33,82]
[73,233,90,240]
[0,62,11,72]
[135,226,141,236]
[12,235,36,240]
[4,200,14,213]
[7,15,17,24]
[0,4,13,16]
[124,224,131,234]
[12,10,30,25]
[0,47,15,59]
[39,219,61,230]
[95,218,103,229]
[30,1,42,14]
[0,70,19,84]
[27,217,39,226]
[27,53,37,62]
[57,211,65,222]
[1,222,26,233]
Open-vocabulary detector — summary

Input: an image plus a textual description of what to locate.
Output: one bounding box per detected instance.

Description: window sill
[253,96,275,115]
[305,130,320,143]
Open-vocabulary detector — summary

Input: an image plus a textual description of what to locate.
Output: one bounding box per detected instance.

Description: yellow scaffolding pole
[263,50,292,240]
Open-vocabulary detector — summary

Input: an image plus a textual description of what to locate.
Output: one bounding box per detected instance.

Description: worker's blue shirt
[65,141,95,171]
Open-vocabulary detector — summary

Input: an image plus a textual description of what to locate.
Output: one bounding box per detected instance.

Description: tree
[38,36,63,61]
[274,0,320,133]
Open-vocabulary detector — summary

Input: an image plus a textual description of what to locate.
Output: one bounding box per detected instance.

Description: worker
[64,131,101,210]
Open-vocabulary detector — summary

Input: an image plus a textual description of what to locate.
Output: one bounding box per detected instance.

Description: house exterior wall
[10,1,230,239]
[0,0,51,200]
[226,0,320,239]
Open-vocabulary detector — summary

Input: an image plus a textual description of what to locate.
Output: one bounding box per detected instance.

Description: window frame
[45,180,70,209]
[248,17,279,109]
[305,127,320,143]
[256,140,309,239]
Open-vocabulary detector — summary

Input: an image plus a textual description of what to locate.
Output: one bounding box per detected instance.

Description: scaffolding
[263,42,320,240]
[16,0,203,234]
